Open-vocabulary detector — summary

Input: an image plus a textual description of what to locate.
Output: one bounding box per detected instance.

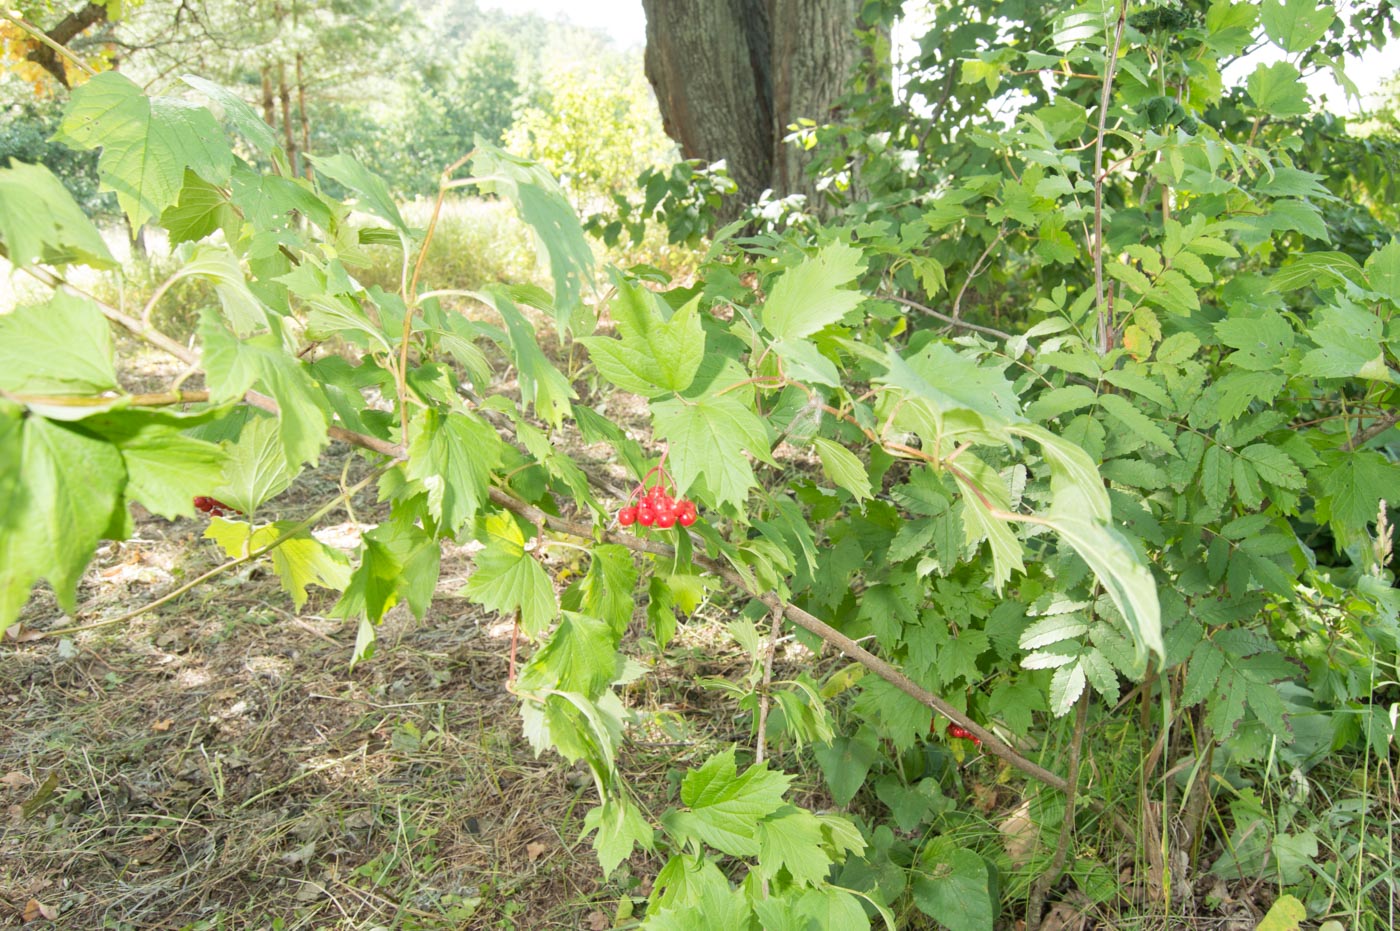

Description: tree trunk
[769,0,862,205]
[641,0,861,209]
[278,63,298,177]
[261,67,276,128]
[296,53,311,180]
[24,1,108,88]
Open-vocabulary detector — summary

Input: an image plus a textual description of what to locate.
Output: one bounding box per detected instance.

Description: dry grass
[0,423,759,931]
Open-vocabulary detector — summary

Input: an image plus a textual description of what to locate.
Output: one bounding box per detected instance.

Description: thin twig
[755,606,783,765]
[950,227,1006,323]
[1092,0,1129,350]
[0,10,99,81]
[883,294,1024,345]
[1347,408,1400,451]
[4,389,211,408]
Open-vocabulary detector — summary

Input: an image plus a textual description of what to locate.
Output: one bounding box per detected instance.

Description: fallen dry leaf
[151,718,173,732]
[526,841,549,862]
[1,771,34,789]
[584,910,611,930]
[999,799,1038,867]
[22,898,59,922]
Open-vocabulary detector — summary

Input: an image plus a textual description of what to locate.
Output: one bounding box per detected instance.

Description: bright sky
[479,0,647,48]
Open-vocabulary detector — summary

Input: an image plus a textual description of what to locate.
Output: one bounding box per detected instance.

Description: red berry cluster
[945,722,982,748]
[616,460,697,530]
[193,496,241,518]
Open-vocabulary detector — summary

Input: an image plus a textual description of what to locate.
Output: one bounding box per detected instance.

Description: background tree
[640,0,863,207]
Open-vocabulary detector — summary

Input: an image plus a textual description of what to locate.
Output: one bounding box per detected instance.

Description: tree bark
[278,63,297,177]
[261,67,276,127]
[25,0,108,88]
[641,0,861,208]
[296,52,311,180]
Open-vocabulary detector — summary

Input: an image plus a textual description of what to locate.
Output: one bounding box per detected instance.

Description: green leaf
[54,71,234,228]
[1042,516,1163,662]
[851,678,932,753]
[876,776,951,832]
[461,512,557,636]
[877,343,1021,430]
[911,838,994,931]
[476,289,577,425]
[1026,385,1098,422]
[580,545,639,635]
[405,409,503,533]
[1260,0,1334,52]
[1020,614,1089,650]
[1215,311,1294,370]
[1315,450,1400,539]
[472,144,594,333]
[762,240,866,340]
[1364,241,1400,304]
[652,393,771,508]
[1299,303,1391,381]
[646,575,678,650]
[330,515,441,662]
[214,414,294,515]
[84,414,225,519]
[792,887,871,931]
[1,418,125,633]
[956,456,1025,592]
[182,244,271,336]
[1097,394,1176,453]
[308,153,408,235]
[1012,422,1111,522]
[757,807,833,887]
[1246,61,1311,117]
[199,313,329,469]
[519,612,619,699]
[181,75,279,155]
[0,293,117,396]
[580,280,705,396]
[204,519,350,610]
[1050,662,1087,715]
[989,679,1045,735]
[1237,444,1302,489]
[811,437,873,500]
[0,161,115,268]
[1268,251,1366,293]
[813,735,879,806]
[1256,894,1307,931]
[937,630,990,687]
[651,853,732,911]
[160,170,241,246]
[672,748,791,858]
[582,798,653,878]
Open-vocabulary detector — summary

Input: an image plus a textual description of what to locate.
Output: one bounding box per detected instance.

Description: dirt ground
[0,431,761,930]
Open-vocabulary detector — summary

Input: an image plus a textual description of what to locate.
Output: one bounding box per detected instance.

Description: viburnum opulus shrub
[2,0,1398,925]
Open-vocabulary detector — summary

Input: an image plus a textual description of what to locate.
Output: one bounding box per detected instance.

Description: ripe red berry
[637,505,656,527]
[655,511,676,529]
[677,510,697,527]
[619,506,637,526]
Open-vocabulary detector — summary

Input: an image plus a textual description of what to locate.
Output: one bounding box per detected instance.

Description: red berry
[677,510,697,527]
[637,506,656,527]
[655,511,677,529]
[619,507,637,526]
